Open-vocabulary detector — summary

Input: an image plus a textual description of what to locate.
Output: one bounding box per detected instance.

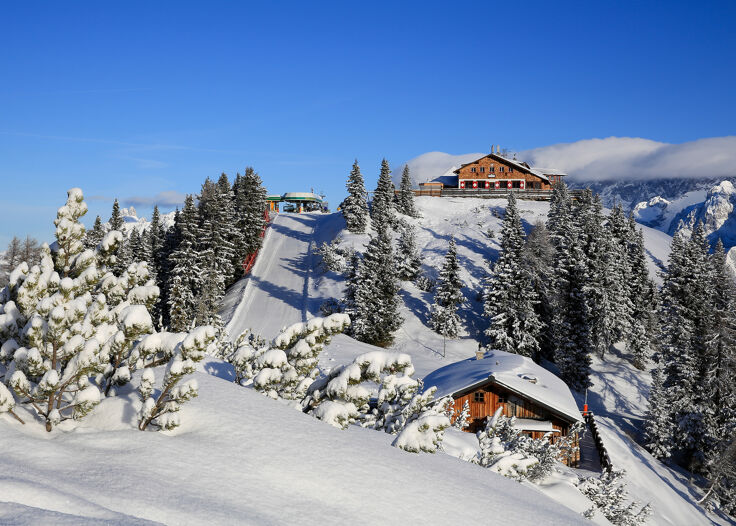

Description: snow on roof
[532,167,568,177]
[422,350,582,423]
[512,419,559,433]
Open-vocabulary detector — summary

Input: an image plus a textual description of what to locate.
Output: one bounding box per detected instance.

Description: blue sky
[1,1,735,246]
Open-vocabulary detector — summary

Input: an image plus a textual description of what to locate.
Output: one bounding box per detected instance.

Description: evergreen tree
[397,165,419,218]
[109,198,124,232]
[168,195,201,331]
[626,219,656,369]
[521,221,555,361]
[350,220,403,346]
[371,159,395,228]
[395,223,422,281]
[547,183,593,390]
[342,160,369,233]
[0,188,160,431]
[430,237,464,339]
[84,215,105,249]
[485,193,542,358]
[235,167,267,260]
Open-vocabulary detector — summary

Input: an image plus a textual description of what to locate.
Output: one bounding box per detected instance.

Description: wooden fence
[584,412,613,472]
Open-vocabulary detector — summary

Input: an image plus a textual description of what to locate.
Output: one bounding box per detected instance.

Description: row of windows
[474,392,508,403]
[470,165,513,173]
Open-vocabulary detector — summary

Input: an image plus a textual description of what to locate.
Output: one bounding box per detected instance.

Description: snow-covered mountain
[109,206,177,236]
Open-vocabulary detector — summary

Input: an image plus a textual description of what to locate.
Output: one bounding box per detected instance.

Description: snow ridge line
[224,217,277,340]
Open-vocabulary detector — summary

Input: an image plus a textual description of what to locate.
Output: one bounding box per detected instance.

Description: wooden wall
[456,155,552,190]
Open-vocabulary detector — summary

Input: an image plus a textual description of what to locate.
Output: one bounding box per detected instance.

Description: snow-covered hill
[108,206,177,236]
[0,362,588,525]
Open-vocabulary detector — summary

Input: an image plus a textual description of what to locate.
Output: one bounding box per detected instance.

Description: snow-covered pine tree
[109,198,124,232]
[396,165,419,218]
[128,228,142,262]
[395,223,422,281]
[452,400,470,429]
[84,215,105,250]
[342,159,369,233]
[484,193,542,358]
[235,167,267,261]
[304,350,416,430]
[370,158,395,228]
[247,314,351,400]
[577,469,653,525]
[547,183,593,391]
[391,393,450,453]
[578,192,619,358]
[146,205,166,328]
[626,218,656,369]
[0,188,162,431]
[167,195,201,331]
[138,325,216,431]
[342,251,361,319]
[521,220,555,361]
[349,218,403,346]
[430,237,464,339]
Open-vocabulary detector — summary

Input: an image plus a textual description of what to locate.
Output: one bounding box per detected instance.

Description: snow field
[0,365,587,525]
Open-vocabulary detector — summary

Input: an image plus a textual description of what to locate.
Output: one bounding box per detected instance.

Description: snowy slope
[576,347,731,525]
[0,365,587,525]
[222,212,342,341]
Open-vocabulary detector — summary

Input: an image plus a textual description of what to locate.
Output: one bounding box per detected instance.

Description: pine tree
[84,215,105,249]
[342,159,369,233]
[168,195,201,331]
[430,237,464,339]
[109,198,124,232]
[350,219,403,346]
[547,183,593,390]
[395,223,422,281]
[485,193,542,358]
[626,219,656,369]
[0,188,160,431]
[235,167,267,260]
[397,165,419,218]
[371,159,395,228]
[521,221,555,361]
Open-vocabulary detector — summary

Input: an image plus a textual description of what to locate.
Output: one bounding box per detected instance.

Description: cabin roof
[422,350,582,423]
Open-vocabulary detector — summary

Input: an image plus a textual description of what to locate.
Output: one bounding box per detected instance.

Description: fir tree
[167,195,201,331]
[395,223,422,281]
[521,221,555,361]
[430,237,464,339]
[109,198,124,232]
[350,220,403,346]
[371,159,395,228]
[235,167,267,260]
[485,193,542,358]
[397,165,419,218]
[547,183,593,390]
[342,159,369,233]
[84,215,105,249]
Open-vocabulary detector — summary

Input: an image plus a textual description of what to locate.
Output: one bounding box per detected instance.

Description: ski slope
[222,213,336,341]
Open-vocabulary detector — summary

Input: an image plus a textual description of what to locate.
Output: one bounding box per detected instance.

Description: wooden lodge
[416,146,568,200]
[422,350,583,466]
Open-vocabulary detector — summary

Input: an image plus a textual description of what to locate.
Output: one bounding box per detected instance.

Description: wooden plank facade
[450,380,580,466]
[454,153,562,191]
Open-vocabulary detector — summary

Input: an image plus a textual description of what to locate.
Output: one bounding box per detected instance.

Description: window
[470,167,476,173]
[499,166,505,173]
[509,167,514,173]
[512,181,522,189]
[474,391,485,403]
[480,166,485,173]
[489,165,495,172]
[498,395,507,403]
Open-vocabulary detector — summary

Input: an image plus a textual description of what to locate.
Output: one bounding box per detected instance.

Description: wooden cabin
[422,350,583,466]
[454,151,565,191]
[416,149,566,196]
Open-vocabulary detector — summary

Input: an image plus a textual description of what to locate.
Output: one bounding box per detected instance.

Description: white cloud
[400,137,736,185]
[124,190,186,208]
[521,136,736,181]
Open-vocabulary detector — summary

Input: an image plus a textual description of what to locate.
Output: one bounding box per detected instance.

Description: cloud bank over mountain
[400,136,736,186]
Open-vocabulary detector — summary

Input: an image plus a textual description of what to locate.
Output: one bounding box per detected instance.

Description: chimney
[491,144,494,154]
[475,343,484,360]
